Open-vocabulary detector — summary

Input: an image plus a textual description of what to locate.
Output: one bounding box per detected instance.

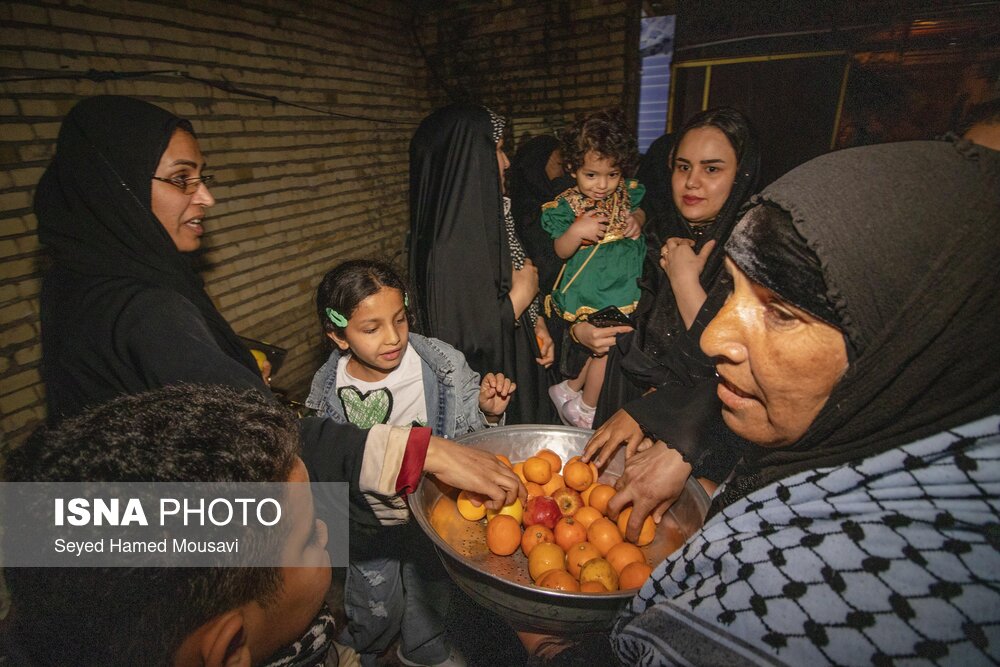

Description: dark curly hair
[560,107,639,176]
[2,384,300,666]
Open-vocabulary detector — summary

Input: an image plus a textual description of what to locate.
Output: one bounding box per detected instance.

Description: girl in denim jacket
[307,259,514,667]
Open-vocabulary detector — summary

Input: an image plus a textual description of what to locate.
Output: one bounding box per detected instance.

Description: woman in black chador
[35,95,267,423]
[409,104,556,425]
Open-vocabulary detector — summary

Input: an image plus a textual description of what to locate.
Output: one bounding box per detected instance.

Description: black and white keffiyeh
[613,139,1000,665]
[614,416,1000,666]
[261,604,337,667]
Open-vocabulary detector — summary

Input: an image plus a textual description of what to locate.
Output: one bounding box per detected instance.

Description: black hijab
[508,135,574,233]
[408,103,513,373]
[634,132,677,248]
[625,117,761,381]
[35,96,258,418]
[408,104,556,424]
[715,139,1000,509]
[507,134,574,297]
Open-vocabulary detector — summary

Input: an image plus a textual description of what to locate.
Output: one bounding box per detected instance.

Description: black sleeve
[298,417,382,527]
[622,379,748,484]
[122,289,268,395]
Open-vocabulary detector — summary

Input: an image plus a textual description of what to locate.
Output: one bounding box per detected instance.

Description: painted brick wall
[0,0,433,448]
[0,0,636,449]
[415,0,640,150]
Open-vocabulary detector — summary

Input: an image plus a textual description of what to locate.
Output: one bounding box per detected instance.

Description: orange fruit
[616,507,656,547]
[456,490,487,521]
[588,461,600,484]
[619,561,654,590]
[554,516,588,552]
[485,515,521,556]
[580,482,597,506]
[524,481,546,498]
[587,484,616,515]
[537,569,580,591]
[486,497,523,525]
[523,456,552,484]
[521,524,555,556]
[579,557,619,592]
[541,473,565,496]
[580,580,607,593]
[587,517,624,556]
[513,462,528,485]
[573,506,602,529]
[495,454,513,468]
[563,460,594,491]
[527,542,566,582]
[535,449,562,474]
[566,541,602,578]
[606,541,645,575]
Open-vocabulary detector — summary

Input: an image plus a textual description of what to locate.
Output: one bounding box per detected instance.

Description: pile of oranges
[454,448,655,593]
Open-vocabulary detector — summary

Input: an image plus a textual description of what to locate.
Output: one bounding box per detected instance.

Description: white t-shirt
[335,343,428,429]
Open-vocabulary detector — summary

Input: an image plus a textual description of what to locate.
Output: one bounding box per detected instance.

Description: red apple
[523,496,561,530]
[552,487,583,517]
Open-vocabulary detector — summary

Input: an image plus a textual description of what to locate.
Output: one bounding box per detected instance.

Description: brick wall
[0,0,636,449]
[414,0,640,150]
[0,0,433,448]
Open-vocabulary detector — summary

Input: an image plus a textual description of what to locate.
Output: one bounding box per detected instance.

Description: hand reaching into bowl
[424,437,526,510]
[606,442,692,543]
[582,408,648,468]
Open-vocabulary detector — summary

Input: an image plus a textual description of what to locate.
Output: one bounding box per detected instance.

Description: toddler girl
[542,108,645,428]
[307,258,514,667]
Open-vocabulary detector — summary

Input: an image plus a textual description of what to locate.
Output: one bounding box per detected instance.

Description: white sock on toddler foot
[548,380,582,410]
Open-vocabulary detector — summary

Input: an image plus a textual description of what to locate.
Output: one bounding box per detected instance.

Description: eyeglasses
[151,174,215,194]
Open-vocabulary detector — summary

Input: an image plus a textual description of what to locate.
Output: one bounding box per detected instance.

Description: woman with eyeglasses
[34,95,269,422]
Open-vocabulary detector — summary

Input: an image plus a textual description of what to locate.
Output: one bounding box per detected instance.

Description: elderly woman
[523,138,998,665]
[608,138,1000,664]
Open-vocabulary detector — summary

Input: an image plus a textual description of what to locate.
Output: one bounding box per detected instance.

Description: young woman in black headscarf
[581,108,760,485]
[594,108,760,416]
[409,103,556,425]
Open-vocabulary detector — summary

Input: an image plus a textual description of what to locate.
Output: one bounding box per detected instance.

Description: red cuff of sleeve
[395,427,432,496]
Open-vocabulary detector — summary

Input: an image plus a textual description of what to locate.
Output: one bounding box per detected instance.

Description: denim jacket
[306,333,499,438]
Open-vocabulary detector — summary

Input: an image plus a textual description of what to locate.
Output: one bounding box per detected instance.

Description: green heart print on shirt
[337,386,393,428]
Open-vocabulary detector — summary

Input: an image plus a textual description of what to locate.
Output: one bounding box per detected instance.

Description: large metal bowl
[410,425,710,634]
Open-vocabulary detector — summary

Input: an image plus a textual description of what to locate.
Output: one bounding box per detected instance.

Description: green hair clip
[325,307,348,328]
[404,293,409,308]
